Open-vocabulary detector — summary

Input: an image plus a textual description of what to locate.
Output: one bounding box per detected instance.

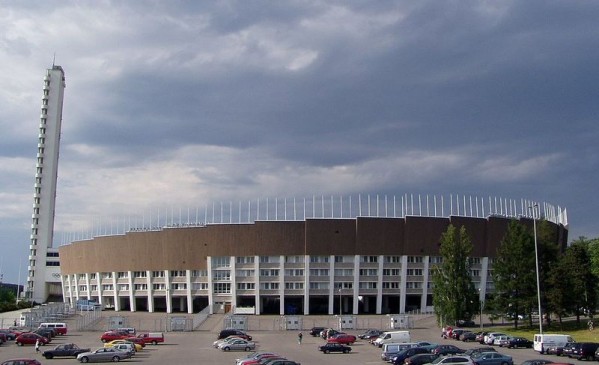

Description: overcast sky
[1,1,598,284]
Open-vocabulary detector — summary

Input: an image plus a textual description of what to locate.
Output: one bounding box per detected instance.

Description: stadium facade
[58,196,568,315]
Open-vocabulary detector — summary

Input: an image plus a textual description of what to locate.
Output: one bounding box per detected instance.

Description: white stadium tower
[26,65,66,303]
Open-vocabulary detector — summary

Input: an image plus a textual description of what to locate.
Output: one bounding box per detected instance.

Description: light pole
[529,203,543,335]
[338,288,342,316]
[479,288,484,330]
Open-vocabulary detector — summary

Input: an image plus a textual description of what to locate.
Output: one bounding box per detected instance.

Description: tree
[492,220,537,328]
[432,224,478,326]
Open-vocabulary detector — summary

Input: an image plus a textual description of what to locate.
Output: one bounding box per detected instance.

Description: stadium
[57,194,568,315]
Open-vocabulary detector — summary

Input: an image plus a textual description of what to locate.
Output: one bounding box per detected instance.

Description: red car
[327,334,357,345]
[100,331,131,343]
[15,333,50,346]
[2,359,42,365]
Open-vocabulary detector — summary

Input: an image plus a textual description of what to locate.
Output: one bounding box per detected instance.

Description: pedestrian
[13,319,17,327]
[298,332,303,344]
[35,338,40,353]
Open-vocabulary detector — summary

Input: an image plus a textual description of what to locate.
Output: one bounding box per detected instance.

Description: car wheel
[16,341,22,346]
[111,356,120,362]
[102,339,107,343]
[45,354,53,359]
[80,357,89,363]
[588,355,594,361]
[245,347,251,351]
[152,340,157,345]
[501,362,508,365]
[324,350,330,354]
[223,346,230,351]
[343,349,349,353]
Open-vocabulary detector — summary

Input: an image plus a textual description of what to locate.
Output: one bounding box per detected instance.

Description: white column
[112,272,119,311]
[85,273,91,300]
[186,269,193,314]
[97,272,103,307]
[353,256,360,315]
[231,256,237,313]
[165,270,172,313]
[128,271,135,312]
[303,255,309,315]
[73,274,79,303]
[279,255,285,315]
[421,256,430,312]
[377,255,383,314]
[480,258,489,298]
[253,255,260,315]
[400,256,408,314]
[207,257,214,314]
[328,255,335,315]
[146,271,153,313]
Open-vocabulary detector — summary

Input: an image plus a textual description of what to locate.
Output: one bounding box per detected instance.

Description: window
[383,282,400,289]
[48,252,60,257]
[118,284,129,291]
[384,256,402,263]
[285,256,302,263]
[407,269,423,276]
[383,268,401,276]
[236,256,255,264]
[90,285,97,291]
[236,269,255,277]
[284,269,304,276]
[469,257,481,264]
[170,270,186,277]
[359,282,377,289]
[259,256,279,263]
[429,256,443,263]
[212,257,230,268]
[359,269,378,276]
[152,283,166,290]
[46,261,60,267]
[192,270,208,277]
[102,284,114,291]
[117,272,128,279]
[259,282,279,290]
[102,272,113,279]
[192,283,209,290]
[334,268,354,276]
[152,271,165,278]
[309,268,329,276]
[334,256,344,263]
[407,256,423,263]
[310,256,329,263]
[260,269,279,277]
[285,282,304,290]
[406,282,422,289]
[309,282,329,290]
[171,283,187,290]
[237,282,255,290]
[470,269,480,277]
[90,273,97,279]
[360,256,378,263]
[334,282,353,289]
[79,285,87,292]
[133,271,147,278]
[134,284,148,290]
[213,271,231,281]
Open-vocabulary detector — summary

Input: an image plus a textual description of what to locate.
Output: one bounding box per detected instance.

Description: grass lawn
[488,318,599,342]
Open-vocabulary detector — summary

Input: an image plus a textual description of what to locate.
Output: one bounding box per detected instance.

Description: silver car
[218,338,256,352]
[77,347,132,363]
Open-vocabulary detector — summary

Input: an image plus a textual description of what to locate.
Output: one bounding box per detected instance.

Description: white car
[218,338,256,352]
[427,355,474,365]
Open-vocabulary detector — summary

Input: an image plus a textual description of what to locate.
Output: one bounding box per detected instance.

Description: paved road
[0,315,590,365]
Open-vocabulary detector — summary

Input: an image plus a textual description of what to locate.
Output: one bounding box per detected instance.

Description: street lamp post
[530,204,543,335]
[338,288,342,330]
[479,288,484,330]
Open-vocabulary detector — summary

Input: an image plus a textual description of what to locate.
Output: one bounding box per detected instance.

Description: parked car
[99,331,130,343]
[104,339,142,352]
[484,333,507,346]
[432,345,466,356]
[218,329,252,341]
[77,347,132,363]
[520,360,556,365]
[471,351,513,365]
[15,333,50,346]
[562,342,578,357]
[465,347,496,357]
[0,329,17,340]
[219,338,256,351]
[309,327,326,337]
[566,343,582,358]
[358,329,383,340]
[428,355,475,365]
[476,332,489,344]
[493,335,509,346]
[1,360,42,365]
[546,342,575,356]
[404,353,440,365]
[452,329,468,340]
[318,342,351,353]
[42,343,91,359]
[390,347,431,364]
[214,335,245,348]
[321,328,342,339]
[571,342,599,360]
[461,332,477,342]
[458,320,476,327]
[236,352,279,365]
[520,359,553,365]
[110,343,136,357]
[137,332,164,345]
[327,333,357,345]
[506,337,533,349]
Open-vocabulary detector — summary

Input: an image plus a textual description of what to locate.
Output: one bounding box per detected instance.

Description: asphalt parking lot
[0,316,594,365]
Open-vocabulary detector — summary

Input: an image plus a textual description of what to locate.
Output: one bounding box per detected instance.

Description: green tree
[492,220,537,328]
[536,220,562,327]
[562,239,597,321]
[432,224,478,327]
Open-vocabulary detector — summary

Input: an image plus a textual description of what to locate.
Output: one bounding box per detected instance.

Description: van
[533,333,574,353]
[39,322,67,335]
[381,342,419,361]
[373,330,411,347]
